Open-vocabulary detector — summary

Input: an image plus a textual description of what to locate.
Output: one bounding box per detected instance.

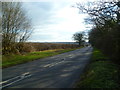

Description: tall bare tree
[2,2,33,54]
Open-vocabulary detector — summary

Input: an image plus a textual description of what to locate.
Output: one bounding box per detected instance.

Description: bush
[17,43,35,54]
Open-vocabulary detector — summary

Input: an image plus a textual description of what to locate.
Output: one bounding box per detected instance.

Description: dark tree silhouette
[73,32,84,46]
[76,0,120,64]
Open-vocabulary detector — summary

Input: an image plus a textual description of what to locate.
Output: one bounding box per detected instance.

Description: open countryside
[1,0,120,89]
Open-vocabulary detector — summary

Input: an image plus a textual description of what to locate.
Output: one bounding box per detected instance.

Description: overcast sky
[22,0,93,42]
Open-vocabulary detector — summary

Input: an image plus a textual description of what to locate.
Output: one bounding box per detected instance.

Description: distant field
[17,42,80,54]
[2,48,81,68]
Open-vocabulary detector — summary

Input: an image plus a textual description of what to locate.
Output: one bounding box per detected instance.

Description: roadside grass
[92,48,109,62]
[76,48,120,88]
[2,48,81,68]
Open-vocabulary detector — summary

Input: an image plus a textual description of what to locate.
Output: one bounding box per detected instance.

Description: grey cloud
[23,1,85,42]
[23,2,55,26]
[23,2,73,26]
[34,2,53,11]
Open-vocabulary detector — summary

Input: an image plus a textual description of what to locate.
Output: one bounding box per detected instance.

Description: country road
[2,46,93,88]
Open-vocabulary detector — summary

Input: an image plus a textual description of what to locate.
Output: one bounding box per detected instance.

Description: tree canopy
[73,32,85,46]
[76,0,120,64]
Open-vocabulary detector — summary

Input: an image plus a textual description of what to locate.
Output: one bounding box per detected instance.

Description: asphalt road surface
[2,46,93,88]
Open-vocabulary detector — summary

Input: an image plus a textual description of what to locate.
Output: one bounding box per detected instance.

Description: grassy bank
[2,48,80,68]
[76,48,120,88]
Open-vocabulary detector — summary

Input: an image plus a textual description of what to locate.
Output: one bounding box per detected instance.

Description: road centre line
[43,60,65,68]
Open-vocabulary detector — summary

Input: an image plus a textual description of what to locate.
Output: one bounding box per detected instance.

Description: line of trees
[76,0,120,64]
[2,2,33,54]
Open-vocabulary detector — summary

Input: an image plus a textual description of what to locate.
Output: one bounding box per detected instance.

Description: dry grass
[19,42,79,54]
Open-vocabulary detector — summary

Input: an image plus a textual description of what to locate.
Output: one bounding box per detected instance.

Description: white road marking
[43,60,65,68]
[1,72,31,88]
[43,64,51,68]
[0,76,20,85]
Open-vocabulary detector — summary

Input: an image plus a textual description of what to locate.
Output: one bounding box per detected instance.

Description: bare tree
[2,2,33,54]
[73,32,84,46]
[76,1,119,26]
[76,0,120,63]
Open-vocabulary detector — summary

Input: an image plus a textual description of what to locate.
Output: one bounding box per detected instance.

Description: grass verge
[76,48,120,88]
[2,48,80,68]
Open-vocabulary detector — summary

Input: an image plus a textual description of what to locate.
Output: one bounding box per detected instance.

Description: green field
[2,48,80,68]
[76,48,120,88]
